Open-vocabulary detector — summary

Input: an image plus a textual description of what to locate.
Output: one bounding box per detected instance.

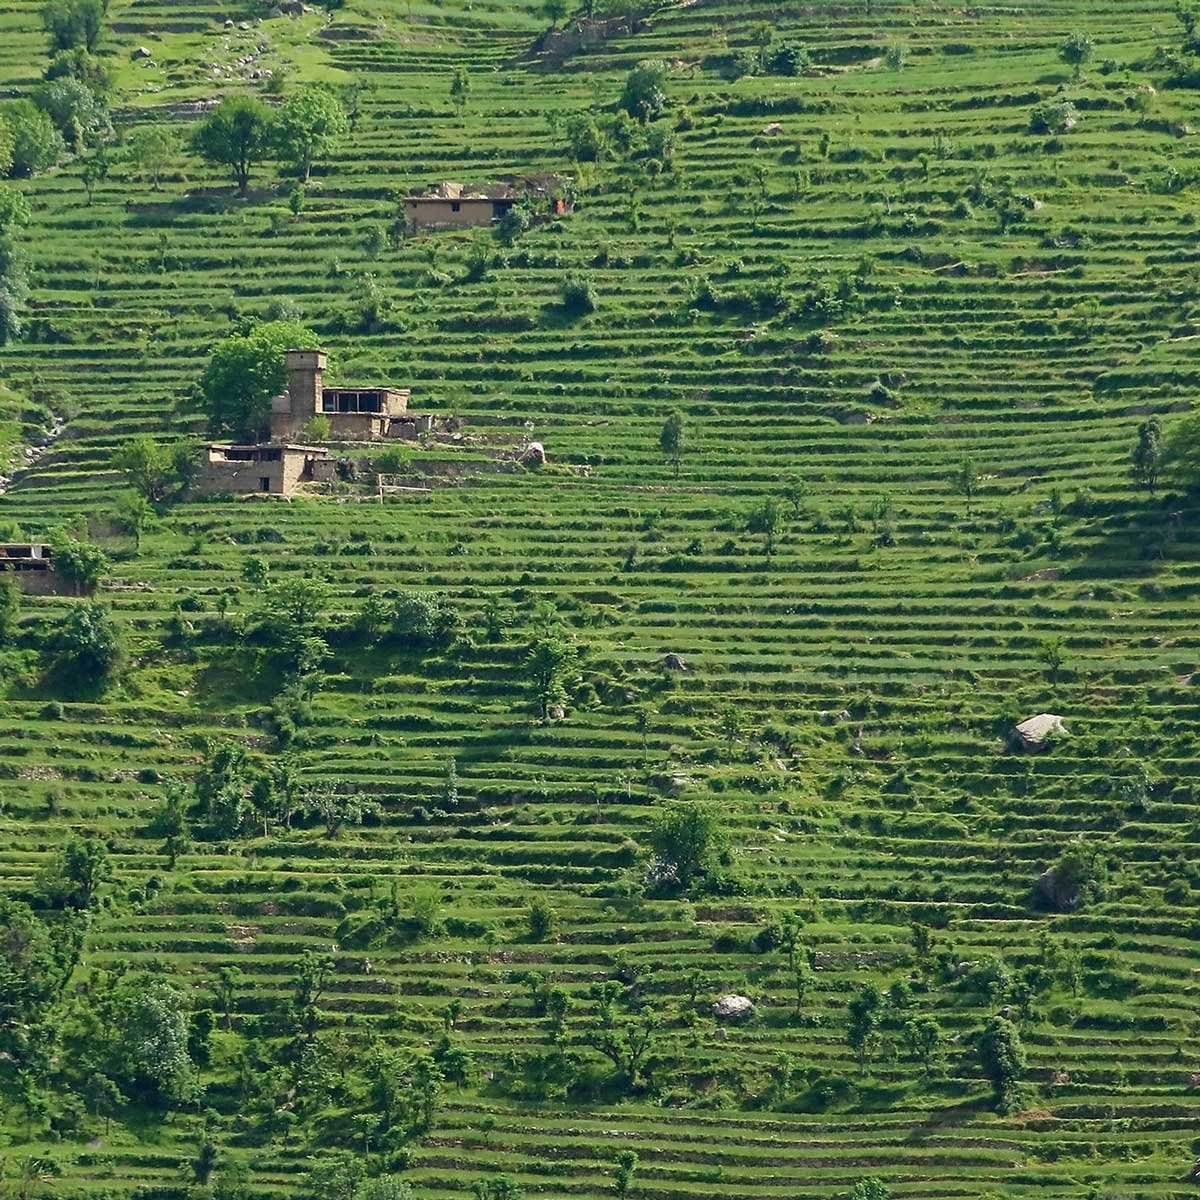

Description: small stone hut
[403,174,572,233]
[0,543,61,594]
[192,443,335,498]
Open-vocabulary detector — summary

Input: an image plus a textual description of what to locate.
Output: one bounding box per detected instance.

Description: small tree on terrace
[620,60,669,122]
[39,835,110,909]
[1130,416,1163,494]
[525,633,579,719]
[586,980,661,1090]
[44,602,123,685]
[146,782,192,867]
[647,801,726,889]
[472,1180,524,1200]
[1035,634,1066,682]
[978,1014,1026,1112]
[542,0,568,26]
[902,1015,942,1077]
[1161,411,1200,490]
[659,408,684,477]
[846,982,884,1073]
[199,318,318,438]
[111,435,194,502]
[115,491,155,550]
[51,530,108,593]
[191,94,274,196]
[450,66,471,117]
[1059,31,1094,79]
[303,781,376,837]
[748,495,782,556]
[274,84,348,183]
[850,1180,892,1200]
[125,125,178,190]
[955,455,980,515]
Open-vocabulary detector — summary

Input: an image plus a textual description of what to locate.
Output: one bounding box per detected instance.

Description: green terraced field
[2,0,1200,1196]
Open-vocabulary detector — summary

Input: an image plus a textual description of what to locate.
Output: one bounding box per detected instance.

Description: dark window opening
[322,389,385,415]
[259,477,271,493]
[451,201,461,212]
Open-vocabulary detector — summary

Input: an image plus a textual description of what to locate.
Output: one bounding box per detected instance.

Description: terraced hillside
[2,0,1200,1196]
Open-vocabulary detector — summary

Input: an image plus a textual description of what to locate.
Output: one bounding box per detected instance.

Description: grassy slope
[2,0,1200,1195]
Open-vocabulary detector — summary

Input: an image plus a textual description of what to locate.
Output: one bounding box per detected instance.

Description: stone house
[192,442,336,498]
[403,174,572,234]
[0,543,62,594]
[270,350,415,442]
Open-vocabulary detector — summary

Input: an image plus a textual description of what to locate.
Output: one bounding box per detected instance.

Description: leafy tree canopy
[274,84,348,182]
[199,318,318,437]
[1,100,66,177]
[44,601,123,684]
[620,60,669,122]
[191,94,274,195]
[647,801,727,889]
[41,0,108,52]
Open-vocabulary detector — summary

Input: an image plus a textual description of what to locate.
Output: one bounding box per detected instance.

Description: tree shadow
[1059,493,1196,586]
[124,186,279,227]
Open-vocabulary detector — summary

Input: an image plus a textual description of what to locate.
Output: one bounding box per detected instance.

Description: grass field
[2,0,1200,1196]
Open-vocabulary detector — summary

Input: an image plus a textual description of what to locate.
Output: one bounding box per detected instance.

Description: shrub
[767,42,810,76]
[0,574,18,645]
[620,60,669,122]
[1029,99,1078,134]
[527,896,558,941]
[52,530,108,592]
[978,1015,1026,1112]
[44,602,124,684]
[560,273,597,315]
[564,112,606,162]
[1039,843,1109,911]
[390,591,460,649]
[1162,411,1200,489]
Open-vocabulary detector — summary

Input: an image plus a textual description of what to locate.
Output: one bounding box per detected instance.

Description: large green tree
[199,318,318,437]
[274,84,347,182]
[32,77,109,152]
[41,0,107,52]
[44,602,123,684]
[647,801,726,888]
[0,898,81,1047]
[191,94,274,196]
[109,976,198,1104]
[2,100,65,177]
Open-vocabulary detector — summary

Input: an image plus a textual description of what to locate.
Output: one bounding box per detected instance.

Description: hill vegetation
[2,0,1200,1197]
